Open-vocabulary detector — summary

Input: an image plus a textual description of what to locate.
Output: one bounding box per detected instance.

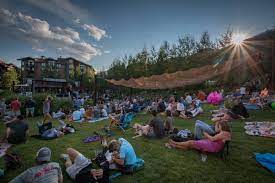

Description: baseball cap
[36,147,51,162]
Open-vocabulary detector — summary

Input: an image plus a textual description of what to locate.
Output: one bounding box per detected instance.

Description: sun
[232,33,247,45]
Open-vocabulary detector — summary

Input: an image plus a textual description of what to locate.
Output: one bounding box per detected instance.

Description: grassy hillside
[1,105,275,183]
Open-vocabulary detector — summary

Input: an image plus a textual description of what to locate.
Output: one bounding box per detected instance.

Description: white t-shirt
[11,162,62,183]
[240,87,246,95]
[185,95,192,104]
[177,102,185,111]
[101,109,108,117]
[72,110,82,121]
[80,98,85,106]
[79,108,85,117]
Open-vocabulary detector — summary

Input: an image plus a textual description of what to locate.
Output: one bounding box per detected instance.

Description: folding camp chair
[218,140,230,160]
[117,112,134,133]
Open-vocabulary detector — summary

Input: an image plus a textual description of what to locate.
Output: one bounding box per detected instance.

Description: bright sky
[0,0,274,70]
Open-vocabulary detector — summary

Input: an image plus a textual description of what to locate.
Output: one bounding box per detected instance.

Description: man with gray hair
[11,147,63,183]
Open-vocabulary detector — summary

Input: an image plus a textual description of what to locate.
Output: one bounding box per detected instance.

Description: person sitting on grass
[85,106,94,121]
[108,108,124,129]
[166,96,177,116]
[260,87,269,98]
[131,99,140,113]
[179,99,203,119]
[166,121,231,153]
[145,110,165,138]
[52,108,66,119]
[185,93,193,107]
[133,110,165,138]
[197,90,207,102]
[176,98,185,116]
[11,147,63,183]
[157,98,166,113]
[1,115,29,144]
[72,109,84,122]
[100,107,108,118]
[108,138,138,173]
[164,110,174,134]
[61,148,108,183]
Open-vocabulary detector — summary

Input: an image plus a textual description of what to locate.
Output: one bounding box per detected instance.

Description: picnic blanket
[83,135,101,143]
[88,117,109,123]
[0,143,12,158]
[255,153,275,173]
[244,122,275,138]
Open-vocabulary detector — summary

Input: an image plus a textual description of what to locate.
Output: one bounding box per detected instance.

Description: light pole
[93,71,97,105]
[271,40,275,90]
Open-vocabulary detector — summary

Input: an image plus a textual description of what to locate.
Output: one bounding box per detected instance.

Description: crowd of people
[0,84,274,182]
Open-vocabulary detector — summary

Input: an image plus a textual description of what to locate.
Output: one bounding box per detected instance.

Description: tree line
[101,27,233,80]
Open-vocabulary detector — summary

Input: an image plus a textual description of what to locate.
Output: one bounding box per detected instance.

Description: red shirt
[11,100,21,111]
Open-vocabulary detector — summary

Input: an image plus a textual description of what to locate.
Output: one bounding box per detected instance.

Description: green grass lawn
[1,105,275,183]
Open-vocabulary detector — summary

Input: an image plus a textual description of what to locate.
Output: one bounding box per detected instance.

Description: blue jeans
[194,120,215,140]
[244,103,260,110]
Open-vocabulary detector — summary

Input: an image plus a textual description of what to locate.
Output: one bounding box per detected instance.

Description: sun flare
[232,33,247,45]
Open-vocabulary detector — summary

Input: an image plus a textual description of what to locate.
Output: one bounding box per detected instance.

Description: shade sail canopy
[107,61,233,89]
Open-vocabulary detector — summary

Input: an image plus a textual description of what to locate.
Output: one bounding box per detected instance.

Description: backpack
[4,153,22,170]
[177,129,193,138]
[170,129,194,142]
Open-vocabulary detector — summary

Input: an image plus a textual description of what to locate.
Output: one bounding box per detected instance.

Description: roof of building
[0,59,18,70]
[18,56,94,70]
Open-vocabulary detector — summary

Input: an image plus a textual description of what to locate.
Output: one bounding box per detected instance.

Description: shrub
[33,93,52,116]
[52,98,73,114]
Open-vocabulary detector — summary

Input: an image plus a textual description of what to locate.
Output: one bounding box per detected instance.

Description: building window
[41,63,46,71]
[80,64,84,73]
[49,61,55,66]
[56,64,61,68]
